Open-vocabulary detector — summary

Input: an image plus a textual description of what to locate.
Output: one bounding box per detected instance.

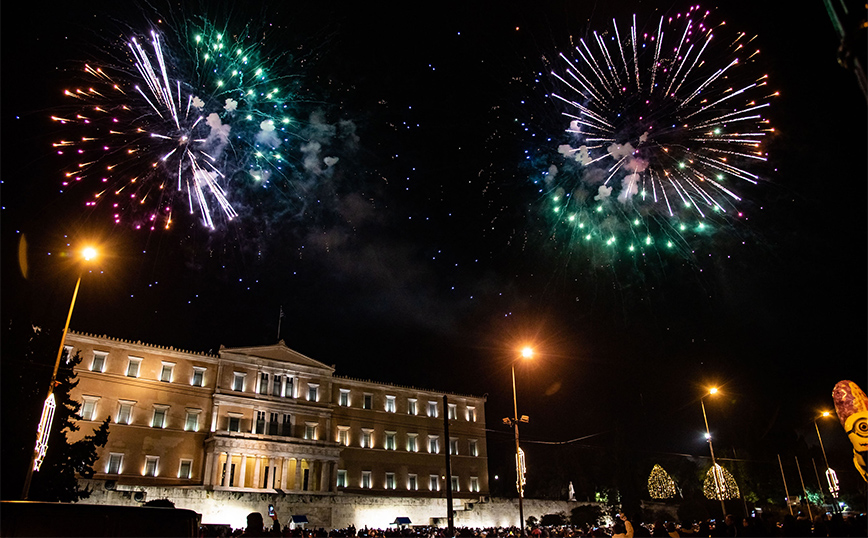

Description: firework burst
[53,19,301,230]
[536,5,776,260]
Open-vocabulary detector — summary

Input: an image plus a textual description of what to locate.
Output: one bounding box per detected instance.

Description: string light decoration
[647,464,678,499]
[703,463,740,500]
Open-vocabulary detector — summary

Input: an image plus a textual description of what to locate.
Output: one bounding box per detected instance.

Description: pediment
[219,340,335,373]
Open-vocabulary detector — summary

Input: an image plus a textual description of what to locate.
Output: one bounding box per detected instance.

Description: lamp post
[701,387,727,517]
[814,411,840,511]
[21,246,98,500]
[504,346,533,536]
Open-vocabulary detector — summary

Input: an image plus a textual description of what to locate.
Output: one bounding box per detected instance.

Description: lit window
[469,439,479,457]
[385,472,396,489]
[233,372,246,392]
[470,476,479,492]
[427,401,438,417]
[448,403,457,420]
[337,469,347,488]
[191,367,206,387]
[106,453,123,475]
[337,426,350,446]
[91,351,107,372]
[151,405,168,428]
[407,433,418,452]
[361,428,373,448]
[451,476,459,492]
[117,401,134,425]
[285,377,294,398]
[126,357,142,377]
[159,362,174,383]
[304,422,318,440]
[385,395,396,413]
[408,398,417,415]
[80,395,99,421]
[339,389,350,407]
[450,438,459,455]
[144,456,159,477]
[185,409,201,432]
[385,431,396,450]
[467,406,477,422]
[429,475,439,491]
[179,459,193,479]
[428,435,439,454]
[361,470,372,489]
[259,373,269,395]
[363,393,373,410]
[308,384,319,402]
[408,474,418,491]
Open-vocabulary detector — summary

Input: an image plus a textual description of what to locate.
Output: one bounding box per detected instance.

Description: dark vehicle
[0,501,201,537]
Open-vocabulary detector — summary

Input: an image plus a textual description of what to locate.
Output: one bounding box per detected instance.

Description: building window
[80,396,99,421]
[185,409,201,432]
[339,389,350,407]
[126,357,142,377]
[304,422,318,440]
[385,431,396,450]
[117,401,134,425]
[308,384,319,402]
[469,439,479,457]
[91,351,107,372]
[385,395,396,413]
[179,459,193,479]
[451,476,460,492]
[450,438,459,455]
[428,435,439,454]
[448,403,458,420]
[385,472,396,489]
[337,469,347,488]
[268,375,280,396]
[407,433,418,452]
[408,474,418,491]
[285,377,294,398]
[267,412,280,435]
[363,393,373,410]
[255,411,266,434]
[227,414,242,432]
[467,406,477,422]
[337,426,350,446]
[151,405,168,428]
[407,398,417,415]
[144,456,159,477]
[160,362,174,383]
[259,373,269,395]
[233,372,246,392]
[427,401,438,417]
[429,475,439,491]
[361,470,372,489]
[282,414,292,436]
[361,428,373,448]
[470,476,479,492]
[191,367,206,387]
[106,453,123,475]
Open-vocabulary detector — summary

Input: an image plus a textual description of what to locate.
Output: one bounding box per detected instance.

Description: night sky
[3,0,866,498]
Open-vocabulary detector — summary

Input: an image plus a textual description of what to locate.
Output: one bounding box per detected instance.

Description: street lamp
[503,346,533,535]
[814,411,840,510]
[701,387,727,517]
[21,245,99,499]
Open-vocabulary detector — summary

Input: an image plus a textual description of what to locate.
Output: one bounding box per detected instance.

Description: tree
[3,323,110,501]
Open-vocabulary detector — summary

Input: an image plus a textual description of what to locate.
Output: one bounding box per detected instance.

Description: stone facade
[65,332,489,513]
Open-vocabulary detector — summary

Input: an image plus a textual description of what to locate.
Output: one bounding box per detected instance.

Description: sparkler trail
[534,5,776,261]
[53,19,305,231]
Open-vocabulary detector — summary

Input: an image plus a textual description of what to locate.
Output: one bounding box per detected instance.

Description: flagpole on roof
[277,306,284,342]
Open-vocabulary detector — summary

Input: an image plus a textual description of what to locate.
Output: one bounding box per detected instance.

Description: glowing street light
[815,411,840,509]
[21,245,99,499]
[700,386,727,517]
[503,346,533,535]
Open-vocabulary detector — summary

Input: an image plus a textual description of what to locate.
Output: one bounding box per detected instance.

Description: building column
[221,453,234,487]
[268,458,277,489]
[253,456,262,489]
[280,457,289,489]
[320,460,331,492]
[212,453,224,486]
[238,454,247,488]
[203,452,215,486]
[295,459,303,491]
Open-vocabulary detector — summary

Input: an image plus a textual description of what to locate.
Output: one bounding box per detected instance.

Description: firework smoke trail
[53,20,299,231]
[540,5,776,259]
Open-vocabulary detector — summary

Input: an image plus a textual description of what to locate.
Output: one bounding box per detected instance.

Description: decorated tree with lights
[647,464,678,499]
[703,463,740,500]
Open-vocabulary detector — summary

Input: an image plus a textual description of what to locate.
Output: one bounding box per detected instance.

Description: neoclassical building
[65,331,489,502]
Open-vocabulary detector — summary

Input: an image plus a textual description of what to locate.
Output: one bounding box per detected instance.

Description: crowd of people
[205,510,866,538]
